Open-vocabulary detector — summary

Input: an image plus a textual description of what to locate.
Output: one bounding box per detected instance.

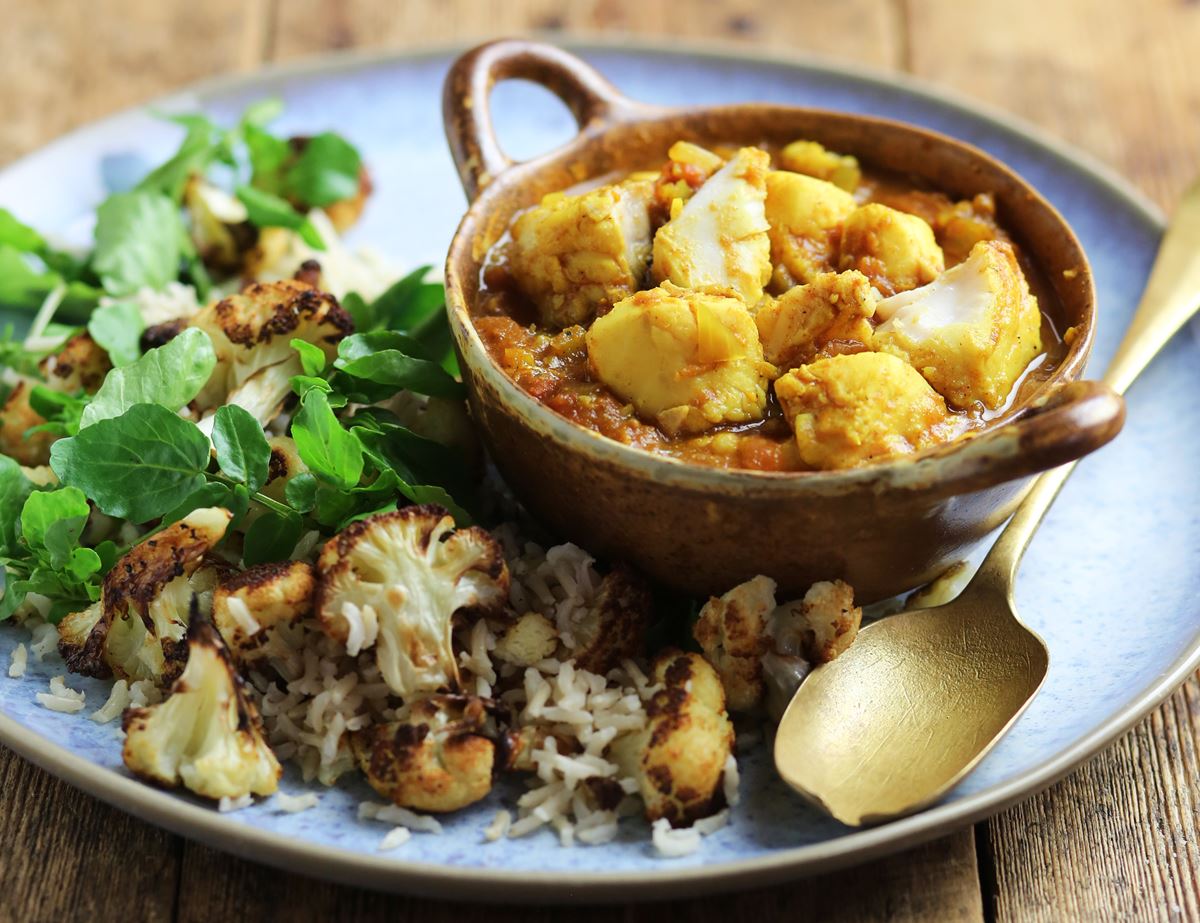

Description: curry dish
[472,139,1066,471]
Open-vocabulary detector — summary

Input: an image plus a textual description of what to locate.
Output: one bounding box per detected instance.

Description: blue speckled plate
[0,41,1193,903]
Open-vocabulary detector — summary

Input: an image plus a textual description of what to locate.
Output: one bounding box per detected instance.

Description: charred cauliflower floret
[586,283,771,436]
[212,560,314,665]
[493,612,558,667]
[0,378,53,465]
[189,279,352,424]
[570,564,652,675]
[652,146,772,305]
[693,574,776,712]
[774,352,955,469]
[315,506,509,699]
[184,175,256,275]
[838,202,945,296]
[755,270,878,371]
[873,240,1043,409]
[611,650,734,826]
[765,170,857,290]
[771,580,862,664]
[122,619,281,800]
[58,507,232,685]
[778,140,861,193]
[38,332,113,393]
[506,179,653,328]
[351,694,496,812]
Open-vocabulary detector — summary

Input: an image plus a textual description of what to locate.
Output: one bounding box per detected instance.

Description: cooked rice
[8,643,27,678]
[483,809,512,842]
[224,596,261,636]
[37,675,85,713]
[218,794,254,813]
[651,818,701,857]
[378,826,412,851]
[358,801,445,834]
[29,621,60,661]
[273,791,320,813]
[90,679,130,723]
[723,754,741,807]
[693,808,730,836]
[129,679,163,708]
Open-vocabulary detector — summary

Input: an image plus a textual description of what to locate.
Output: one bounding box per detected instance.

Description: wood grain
[265,0,903,65]
[0,0,271,166]
[0,747,179,923]
[174,827,983,922]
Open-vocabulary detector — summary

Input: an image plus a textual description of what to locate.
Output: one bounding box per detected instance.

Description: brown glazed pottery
[441,39,1126,602]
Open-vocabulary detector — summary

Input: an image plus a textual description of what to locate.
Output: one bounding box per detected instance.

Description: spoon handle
[977,176,1200,589]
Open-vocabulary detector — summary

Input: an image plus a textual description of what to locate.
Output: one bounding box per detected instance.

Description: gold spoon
[774,177,1200,826]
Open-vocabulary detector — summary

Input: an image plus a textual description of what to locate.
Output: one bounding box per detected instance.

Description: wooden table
[2,2,1198,920]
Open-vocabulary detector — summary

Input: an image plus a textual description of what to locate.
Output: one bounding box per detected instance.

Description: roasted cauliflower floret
[771,580,862,664]
[121,619,281,800]
[189,279,352,424]
[570,564,652,675]
[652,146,772,304]
[778,140,861,192]
[611,651,734,826]
[493,612,558,667]
[212,560,315,665]
[755,270,878,370]
[586,283,771,436]
[184,175,256,275]
[0,378,53,465]
[873,240,1043,409]
[38,332,113,393]
[838,202,945,296]
[58,507,232,684]
[765,170,857,289]
[693,574,776,712]
[351,694,496,812]
[506,179,653,328]
[315,505,509,699]
[774,352,954,469]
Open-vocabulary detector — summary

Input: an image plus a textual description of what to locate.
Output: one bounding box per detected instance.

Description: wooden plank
[174,827,983,922]
[265,0,904,66]
[0,746,179,923]
[905,0,1200,210]
[0,0,271,166]
[905,1,1200,919]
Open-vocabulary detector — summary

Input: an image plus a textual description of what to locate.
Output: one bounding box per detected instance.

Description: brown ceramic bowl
[442,40,1125,602]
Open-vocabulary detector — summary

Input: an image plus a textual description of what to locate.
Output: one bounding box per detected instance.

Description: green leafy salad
[0,100,473,626]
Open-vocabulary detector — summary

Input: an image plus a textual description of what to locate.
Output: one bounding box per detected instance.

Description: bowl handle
[443,39,657,202]
[927,380,1126,496]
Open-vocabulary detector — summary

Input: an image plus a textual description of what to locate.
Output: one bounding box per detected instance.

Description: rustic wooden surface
[1,1,1197,920]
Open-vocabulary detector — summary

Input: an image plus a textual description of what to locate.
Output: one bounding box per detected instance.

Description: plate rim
[0,36,1184,903]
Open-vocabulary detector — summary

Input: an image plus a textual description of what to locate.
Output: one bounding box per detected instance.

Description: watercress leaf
[341,291,373,331]
[0,208,45,252]
[334,331,463,398]
[80,327,216,428]
[87,301,145,367]
[284,472,319,513]
[235,185,326,251]
[20,487,90,571]
[283,132,362,208]
[0,458,33,557]
[240,97,284,129]
[137,115,224,200]
[212,404,271,492]
[160,481,233,528]
[93,540,120,573]
[312,483,357,527]
[243,510,302,567]
[368,266,432,331]
[65,546,102,583]
[291,338,326,376]
[290,374,332,400]
[291,390,363,490]
[91,191,185,296]
[0,576,28,621]
[398,483,473,527]
[50,403,210,522]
